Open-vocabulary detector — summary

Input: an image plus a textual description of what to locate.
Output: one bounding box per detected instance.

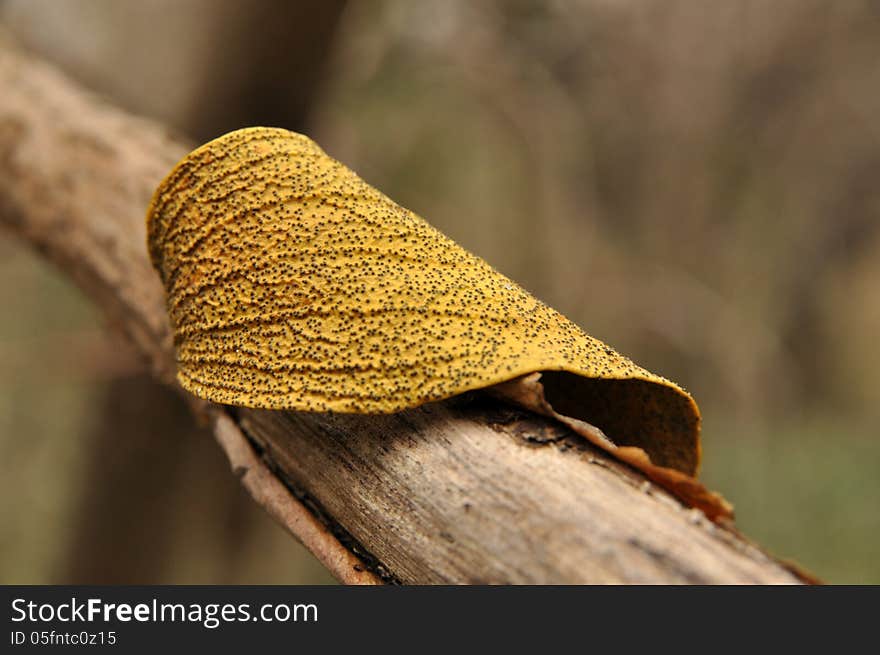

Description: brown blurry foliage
[314,0,880,422]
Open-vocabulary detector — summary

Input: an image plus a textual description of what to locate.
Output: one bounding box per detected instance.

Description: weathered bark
[0,37,812,584]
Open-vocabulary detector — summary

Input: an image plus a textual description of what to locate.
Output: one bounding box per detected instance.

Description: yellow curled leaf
[146,127,707,486]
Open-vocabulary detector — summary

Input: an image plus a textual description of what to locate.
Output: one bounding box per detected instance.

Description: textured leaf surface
[147,127,703,477]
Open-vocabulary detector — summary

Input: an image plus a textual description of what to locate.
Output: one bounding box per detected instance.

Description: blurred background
[0,0,877,584]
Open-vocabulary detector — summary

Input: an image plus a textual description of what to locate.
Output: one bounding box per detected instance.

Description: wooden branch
[0,37,812,584]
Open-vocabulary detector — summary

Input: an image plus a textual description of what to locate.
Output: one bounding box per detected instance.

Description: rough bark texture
[0,37,810,584]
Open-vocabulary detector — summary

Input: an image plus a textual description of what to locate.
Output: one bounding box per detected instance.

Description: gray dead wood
[0,38,808,584]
